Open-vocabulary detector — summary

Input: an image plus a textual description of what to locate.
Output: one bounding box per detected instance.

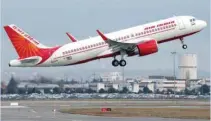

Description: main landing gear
[112,51,127,67]
[112,59,127,67]
[180,38,188,49]
[112,59,119,67]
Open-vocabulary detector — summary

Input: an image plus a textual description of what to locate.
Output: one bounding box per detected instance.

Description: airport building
[104,83,119,91]
[88,83,105,92]
[130,83,140,93]
[88,82,139,93]
[63,83,89,90]
[118,82,139,93]
[139,79,186,92]
[18,82,59,89]
[186,78,210,90]
[139,81,155,92]
[100,72,123,82]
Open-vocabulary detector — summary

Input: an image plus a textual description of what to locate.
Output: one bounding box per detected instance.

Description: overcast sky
[1,0,210,81]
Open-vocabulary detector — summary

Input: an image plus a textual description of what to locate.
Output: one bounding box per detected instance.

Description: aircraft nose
[200,20,207,28]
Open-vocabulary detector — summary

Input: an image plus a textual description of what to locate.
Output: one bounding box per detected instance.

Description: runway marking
[60,105,71,107]
[1,106,28,109]
[35,116,41,118]
[31,109,37,113]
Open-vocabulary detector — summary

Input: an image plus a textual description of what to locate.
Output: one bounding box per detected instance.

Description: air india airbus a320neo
[4,16,207,67]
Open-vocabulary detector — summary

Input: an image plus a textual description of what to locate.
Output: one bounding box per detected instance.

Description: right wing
[96,30,152,52]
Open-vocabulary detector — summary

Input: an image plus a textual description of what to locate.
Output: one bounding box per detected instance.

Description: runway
[1,100,209,121]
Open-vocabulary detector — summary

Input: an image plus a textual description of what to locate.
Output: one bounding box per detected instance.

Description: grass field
[60,108,210,119]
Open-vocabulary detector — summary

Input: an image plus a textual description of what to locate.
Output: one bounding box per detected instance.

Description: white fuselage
[10,16,207,67]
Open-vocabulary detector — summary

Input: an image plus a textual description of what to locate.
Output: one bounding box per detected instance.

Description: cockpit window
[190,18,196,25]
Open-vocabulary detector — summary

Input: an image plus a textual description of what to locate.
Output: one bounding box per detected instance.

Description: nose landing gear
[182,44,188,49]
[180,38,188,49]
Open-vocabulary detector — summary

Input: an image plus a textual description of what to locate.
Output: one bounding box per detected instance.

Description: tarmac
[1,100,210,121]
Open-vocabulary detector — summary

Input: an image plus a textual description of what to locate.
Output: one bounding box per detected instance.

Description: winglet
[96,30,108,41]
[66,32,77,42]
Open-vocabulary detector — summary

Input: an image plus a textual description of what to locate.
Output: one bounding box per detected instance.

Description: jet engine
[136,40,158,56]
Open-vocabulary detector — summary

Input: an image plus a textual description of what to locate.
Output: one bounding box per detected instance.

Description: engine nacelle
[136,40,158,56]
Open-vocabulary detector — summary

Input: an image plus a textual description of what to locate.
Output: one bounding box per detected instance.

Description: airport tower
[179,54,197,80]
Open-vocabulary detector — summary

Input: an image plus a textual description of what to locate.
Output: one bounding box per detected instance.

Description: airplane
[4,16,207,67]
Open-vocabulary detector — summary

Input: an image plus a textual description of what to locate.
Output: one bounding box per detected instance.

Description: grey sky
[1,0,210,80]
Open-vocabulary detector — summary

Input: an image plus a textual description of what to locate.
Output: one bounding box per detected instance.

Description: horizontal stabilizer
[9,56,42,67]
[19,56,41,63]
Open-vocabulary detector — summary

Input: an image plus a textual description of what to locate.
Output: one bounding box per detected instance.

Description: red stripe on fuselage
[158,31,200,44]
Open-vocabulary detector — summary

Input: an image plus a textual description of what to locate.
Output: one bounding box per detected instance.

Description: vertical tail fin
[4,24,49,59]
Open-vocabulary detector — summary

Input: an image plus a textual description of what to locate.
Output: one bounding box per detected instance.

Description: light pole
[171,51,177,98]
[122,67,125,82]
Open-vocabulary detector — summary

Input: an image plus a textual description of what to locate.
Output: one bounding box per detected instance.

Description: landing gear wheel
[112,59,119,67]
[119,60,126,67]
[182,44,188,49]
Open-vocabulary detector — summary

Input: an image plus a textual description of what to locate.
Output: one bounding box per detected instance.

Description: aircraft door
[51,53,59,65]
[176,18,186,30]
